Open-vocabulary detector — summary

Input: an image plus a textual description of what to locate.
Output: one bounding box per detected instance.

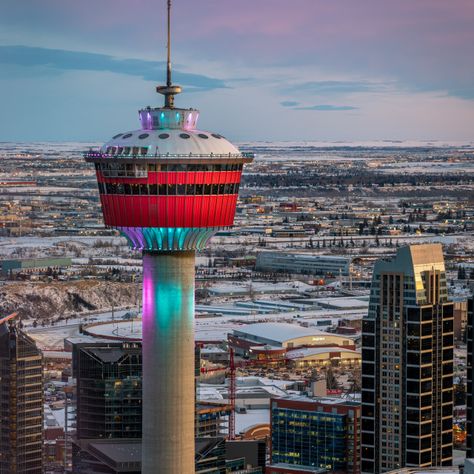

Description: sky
[0,0,473,142]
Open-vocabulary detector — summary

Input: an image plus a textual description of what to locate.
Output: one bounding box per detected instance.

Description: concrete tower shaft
[142,251,195,473]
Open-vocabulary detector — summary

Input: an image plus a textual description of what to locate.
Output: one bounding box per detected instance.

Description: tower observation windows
[99,163,148,178]
[97,162,243,176]
[106,146,149,156]
[99,182,240,196]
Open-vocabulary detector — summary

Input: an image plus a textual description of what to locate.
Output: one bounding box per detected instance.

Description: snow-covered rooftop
[233,322,341,344]
[102,128,240,157]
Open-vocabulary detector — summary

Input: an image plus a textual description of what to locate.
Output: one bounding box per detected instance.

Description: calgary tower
[84,2,253,472]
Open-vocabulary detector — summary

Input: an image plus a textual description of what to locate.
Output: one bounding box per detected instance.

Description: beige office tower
[0,320,43,474]
[361,244,454,473]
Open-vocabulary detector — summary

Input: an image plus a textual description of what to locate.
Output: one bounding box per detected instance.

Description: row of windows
[96,163,147,178]
[96,163,243,172]
[111,132,223,141]
[98,182,240,196]
[105,146,149,156]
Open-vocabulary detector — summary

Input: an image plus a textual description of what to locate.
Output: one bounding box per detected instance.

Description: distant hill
[0,280,137,320]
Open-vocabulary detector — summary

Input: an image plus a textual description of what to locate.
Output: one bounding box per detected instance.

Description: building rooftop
[375,243,445,277]
[88,440,142,465]
[233,322,343,344]
[88,347,131,363]
[275,395,361,407]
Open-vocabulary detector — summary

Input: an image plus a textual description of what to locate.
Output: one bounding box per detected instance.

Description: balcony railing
[84,150,254,160]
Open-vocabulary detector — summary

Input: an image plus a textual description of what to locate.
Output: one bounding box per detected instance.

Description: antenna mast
[167,0,172,87]
[157,0,182,108]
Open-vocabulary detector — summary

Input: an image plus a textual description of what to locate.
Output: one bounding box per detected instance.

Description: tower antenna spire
[157,0,182,108]
[166,0,172,87]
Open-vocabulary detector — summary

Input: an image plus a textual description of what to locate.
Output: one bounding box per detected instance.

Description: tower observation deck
[85,108,253,250]
[84,2,253,473]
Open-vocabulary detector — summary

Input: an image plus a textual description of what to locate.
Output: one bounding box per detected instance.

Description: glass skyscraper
[74,342,143,440]
[361,244,454,473]
[466,296,474,457]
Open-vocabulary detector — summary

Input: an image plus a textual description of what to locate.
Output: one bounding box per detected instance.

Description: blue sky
[0,0,473,142]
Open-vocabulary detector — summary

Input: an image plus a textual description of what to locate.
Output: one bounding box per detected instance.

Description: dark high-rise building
[0,318,43,474]
[270,396,360,474]
[361,244,454,473]
[467,296,474,457]
[74,342,142,440]
[72,341,142,472]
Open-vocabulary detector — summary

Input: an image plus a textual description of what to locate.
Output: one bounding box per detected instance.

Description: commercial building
[256,252,351,277]
[467,296,474,457]
[270,396,360,474]
[361,244,454,473]
[230,322,355,357]
[286,346,361,368]
[0,319,43,473]
[0,257,72,276]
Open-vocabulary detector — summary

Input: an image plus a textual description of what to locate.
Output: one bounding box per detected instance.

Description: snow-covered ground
[26,301,364,349]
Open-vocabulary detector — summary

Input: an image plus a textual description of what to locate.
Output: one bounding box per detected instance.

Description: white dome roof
[102,128,240,156]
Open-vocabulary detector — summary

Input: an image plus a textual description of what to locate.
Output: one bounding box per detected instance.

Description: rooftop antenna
[166,0,172,88]
[156,0,182,108]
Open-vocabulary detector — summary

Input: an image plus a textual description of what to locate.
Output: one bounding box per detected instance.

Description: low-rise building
[230,322,355,357]
[256,252,351,277]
